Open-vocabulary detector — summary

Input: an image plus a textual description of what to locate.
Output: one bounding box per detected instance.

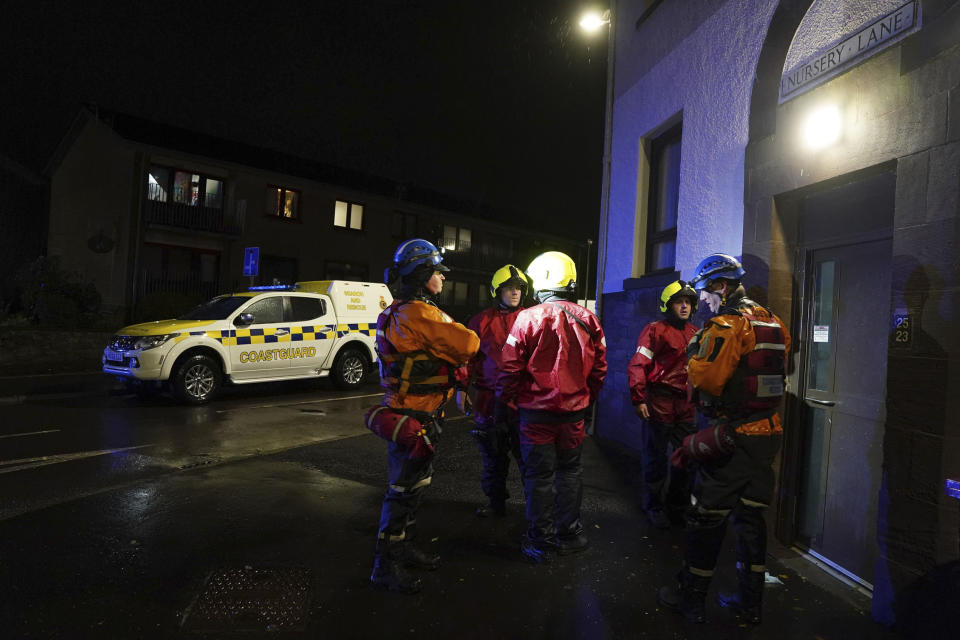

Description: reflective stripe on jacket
[377,300,480,413]
[627,319,698,405]
[687,296,791,422]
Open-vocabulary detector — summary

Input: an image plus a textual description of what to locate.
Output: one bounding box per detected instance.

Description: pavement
[0,380,901,639]
[0,370,118,405]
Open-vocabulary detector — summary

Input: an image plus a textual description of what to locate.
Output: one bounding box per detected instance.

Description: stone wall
[0,328,111,376]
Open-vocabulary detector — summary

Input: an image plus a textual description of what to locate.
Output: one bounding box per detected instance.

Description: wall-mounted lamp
[803,104,842,150]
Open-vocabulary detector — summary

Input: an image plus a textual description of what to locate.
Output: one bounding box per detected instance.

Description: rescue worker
[465,265,529,517]
[658,253,790,624]
[627,280,699,529]
[497,251,607,563]
[369,238,480,594]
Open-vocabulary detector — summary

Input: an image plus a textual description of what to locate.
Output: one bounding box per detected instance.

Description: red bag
[364,406,435,459]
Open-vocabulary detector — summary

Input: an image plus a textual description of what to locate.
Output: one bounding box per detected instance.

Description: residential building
[46,108,586,324]
[595,0,959,624]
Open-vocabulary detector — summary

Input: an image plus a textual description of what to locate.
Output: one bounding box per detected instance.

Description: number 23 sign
[894,314,911,346]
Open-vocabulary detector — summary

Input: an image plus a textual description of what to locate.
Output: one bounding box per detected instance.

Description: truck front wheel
[173,354,222,404]
[332,348,368,390]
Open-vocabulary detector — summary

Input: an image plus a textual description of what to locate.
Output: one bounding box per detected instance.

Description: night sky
[1,1,608,241]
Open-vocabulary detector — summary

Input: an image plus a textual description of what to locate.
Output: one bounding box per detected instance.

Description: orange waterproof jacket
[687,295,790,421]
[377,299,480,414]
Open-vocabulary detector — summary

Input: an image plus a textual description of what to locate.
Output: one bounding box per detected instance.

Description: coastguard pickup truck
[103,280,392,404]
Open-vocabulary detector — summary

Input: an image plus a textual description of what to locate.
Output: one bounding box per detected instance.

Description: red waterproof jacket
[467,305,525,391]
[497,300,607,413]
[627,319,698,405]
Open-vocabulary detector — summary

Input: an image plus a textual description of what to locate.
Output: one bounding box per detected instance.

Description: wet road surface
[0,380,897,638]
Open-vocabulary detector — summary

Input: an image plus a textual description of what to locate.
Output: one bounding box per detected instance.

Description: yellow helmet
[489,264,529,299]
[526,251,577,293]
[659,280,698,313]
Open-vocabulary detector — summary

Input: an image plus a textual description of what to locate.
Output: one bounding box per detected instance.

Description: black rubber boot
[718,568,763,623]
[397,541,441,571]
[658,569,711,623]
[520,534,556,564]
[556,532,589,555]
[370,541,423,594]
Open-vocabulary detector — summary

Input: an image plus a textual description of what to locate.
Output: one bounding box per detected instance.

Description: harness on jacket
[549,302,598,339]
[719,299,787,419]
[376,301,458,403]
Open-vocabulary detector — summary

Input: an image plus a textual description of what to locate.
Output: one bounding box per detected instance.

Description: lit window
[454,281,468,305]
[147,166,169,202]
[334,200,364,230]
[148,165,223,209]
[646,123,681,273]
[205,179,222,208]
[266,186,300,219]
[334,201,348,227]
[441,225,472,252]
[443,225,458,251]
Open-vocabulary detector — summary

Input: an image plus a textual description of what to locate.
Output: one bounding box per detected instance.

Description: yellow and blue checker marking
[337,323,376,338]
[172,324,374,345]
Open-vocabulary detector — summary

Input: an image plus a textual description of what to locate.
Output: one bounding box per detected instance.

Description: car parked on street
[103,280,391,403]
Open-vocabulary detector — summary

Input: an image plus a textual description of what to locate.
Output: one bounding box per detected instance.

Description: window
[646,124,681,273]
[442,225,472,252]
[267,186,299,219]
[436,281,452,306]
[325,261,369,281]
[442,225,458,251]
[391,211,418,237]
[148,165,223,208]
[289,297,327,321]
[260,255,298,286]
[243,297,284,324]
[478,283,490,306]
[334,200,364,230]
[454,281,468,306]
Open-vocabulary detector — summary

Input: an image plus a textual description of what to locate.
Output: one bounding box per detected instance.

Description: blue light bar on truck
[248,284,297,291]
[947,478,960,500]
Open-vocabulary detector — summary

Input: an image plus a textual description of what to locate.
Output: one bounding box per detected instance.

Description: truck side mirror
[234,313,254,327]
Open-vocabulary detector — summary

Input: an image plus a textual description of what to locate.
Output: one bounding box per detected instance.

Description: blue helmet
[392,238,449,276]
[689,253,745,291]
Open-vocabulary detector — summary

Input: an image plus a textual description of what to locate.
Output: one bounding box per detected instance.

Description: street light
[584,238,594,310]
[580,3,615,321]
[579,9,610,32]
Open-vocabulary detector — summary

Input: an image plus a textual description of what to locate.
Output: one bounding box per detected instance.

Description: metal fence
[144,199,243,235]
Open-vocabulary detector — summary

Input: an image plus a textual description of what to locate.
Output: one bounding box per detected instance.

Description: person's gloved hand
[671,437,695,470]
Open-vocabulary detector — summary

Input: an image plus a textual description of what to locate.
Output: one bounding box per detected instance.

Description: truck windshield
[179,296,250,320]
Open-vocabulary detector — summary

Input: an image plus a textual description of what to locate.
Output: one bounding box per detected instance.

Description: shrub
[13,256,102,328]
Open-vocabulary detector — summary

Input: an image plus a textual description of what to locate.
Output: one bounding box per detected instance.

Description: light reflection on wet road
[0,380,385,521]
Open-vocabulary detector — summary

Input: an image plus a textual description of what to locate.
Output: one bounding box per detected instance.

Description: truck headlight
[134,334,175,350]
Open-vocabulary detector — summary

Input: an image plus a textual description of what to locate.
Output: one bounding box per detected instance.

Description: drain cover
[182,566,312,632]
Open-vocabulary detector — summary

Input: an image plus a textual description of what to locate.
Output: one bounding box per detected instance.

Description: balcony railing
[138,272,220,300]
[144,198,243,235]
